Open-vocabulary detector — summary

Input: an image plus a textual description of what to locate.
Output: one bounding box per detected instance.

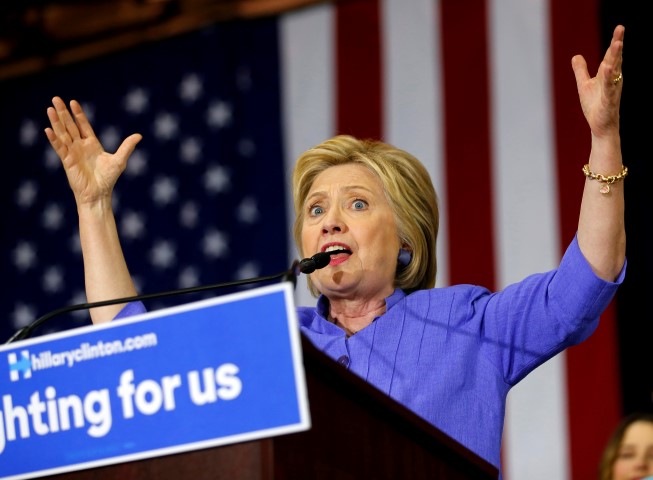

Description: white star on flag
[206,101,232,128]
[179,73,203,103]
[124,88,149,114]
[16,180,38,208]
[19,120,38,146]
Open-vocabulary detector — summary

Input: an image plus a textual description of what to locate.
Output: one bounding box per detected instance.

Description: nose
[633,454,651,472]
[321,206,347,235]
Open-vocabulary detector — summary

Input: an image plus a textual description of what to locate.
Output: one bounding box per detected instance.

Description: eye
[352,199,368,210]
[309,205,324,216]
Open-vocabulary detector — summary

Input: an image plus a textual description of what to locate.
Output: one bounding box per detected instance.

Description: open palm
[45,96,141,205]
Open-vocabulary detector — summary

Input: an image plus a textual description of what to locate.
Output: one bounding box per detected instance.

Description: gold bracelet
[582,164,628,194]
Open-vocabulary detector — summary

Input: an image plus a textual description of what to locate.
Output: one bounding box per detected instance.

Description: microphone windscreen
[298,258,316,274]
[312,252,332,269]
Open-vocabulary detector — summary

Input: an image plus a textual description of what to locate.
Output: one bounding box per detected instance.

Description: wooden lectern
[53,335,498,479]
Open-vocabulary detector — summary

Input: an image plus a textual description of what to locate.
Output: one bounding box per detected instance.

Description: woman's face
[612,421,653,480]
[300,163,401,301]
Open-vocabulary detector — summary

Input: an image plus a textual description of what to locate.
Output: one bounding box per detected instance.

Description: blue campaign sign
[0,282,310,479]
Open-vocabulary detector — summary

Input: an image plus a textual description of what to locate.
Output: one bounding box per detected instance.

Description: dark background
[601,1,652,415]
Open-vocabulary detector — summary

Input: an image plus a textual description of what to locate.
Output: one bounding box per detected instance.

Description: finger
[603,38,623,71]
[600,26,624,79]
[51,96,67,111]
[612,24,625,44]
[612,26,624,74]
[53,97,82,141]
[571,55,590,91]
[70,100,96,139]
[47,104,68,138]
[44,127,68,160]
[44,127,58,146]
[114,134,143,169]
[600,41,623,90]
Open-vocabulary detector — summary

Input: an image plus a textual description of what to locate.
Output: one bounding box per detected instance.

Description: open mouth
[322,244,352,265]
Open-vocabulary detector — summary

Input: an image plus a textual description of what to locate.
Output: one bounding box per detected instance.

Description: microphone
[298,252,331,274]
[5,251,342,344]
[298,249,351,274]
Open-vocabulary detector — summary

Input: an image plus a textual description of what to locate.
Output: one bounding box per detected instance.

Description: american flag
[0,18,289,338]
[0,1,646,479]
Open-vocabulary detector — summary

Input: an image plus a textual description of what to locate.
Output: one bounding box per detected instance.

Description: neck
[327,296,388,336]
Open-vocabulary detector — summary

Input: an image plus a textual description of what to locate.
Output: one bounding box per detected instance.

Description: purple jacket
[116,236,624,468]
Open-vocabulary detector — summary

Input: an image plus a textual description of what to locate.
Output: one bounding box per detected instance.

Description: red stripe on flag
[335,0,383,140]
[549,1,622,477]
[438,0,495,288]
[568,303,621,477]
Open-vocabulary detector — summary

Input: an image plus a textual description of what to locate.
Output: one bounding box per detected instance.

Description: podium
[51,334,498,480]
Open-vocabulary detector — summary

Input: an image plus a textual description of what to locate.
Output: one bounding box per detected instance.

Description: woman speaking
[44,25,628,474]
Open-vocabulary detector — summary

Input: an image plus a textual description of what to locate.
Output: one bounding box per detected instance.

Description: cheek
[300,224,315,255]
[380,224,401,259]
[611,460,628,479]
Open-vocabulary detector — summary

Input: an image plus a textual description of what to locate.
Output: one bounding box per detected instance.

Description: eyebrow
[306,185,376,201]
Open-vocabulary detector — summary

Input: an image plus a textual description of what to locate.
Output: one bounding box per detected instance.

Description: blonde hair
[292,135,439,296]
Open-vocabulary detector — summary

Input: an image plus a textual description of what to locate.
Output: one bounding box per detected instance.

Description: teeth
[325,245,348,253]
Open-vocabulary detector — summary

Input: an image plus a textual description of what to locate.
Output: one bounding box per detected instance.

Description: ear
[397,246,412,266]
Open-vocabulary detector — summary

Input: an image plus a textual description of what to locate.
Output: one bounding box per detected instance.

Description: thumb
[115,133,143,163]
[571,55,590,91]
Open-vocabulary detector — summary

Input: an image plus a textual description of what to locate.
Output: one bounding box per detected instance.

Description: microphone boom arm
[6,250,344,344]
[6,264,299,345]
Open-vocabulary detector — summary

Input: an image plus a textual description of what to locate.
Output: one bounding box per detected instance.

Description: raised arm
[45,96,141,323]
[573,25,626,281]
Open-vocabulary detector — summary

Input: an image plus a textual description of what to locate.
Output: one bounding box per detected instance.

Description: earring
[398,248,412,266]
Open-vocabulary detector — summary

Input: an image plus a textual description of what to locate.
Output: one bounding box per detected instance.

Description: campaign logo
[8,350,32,381]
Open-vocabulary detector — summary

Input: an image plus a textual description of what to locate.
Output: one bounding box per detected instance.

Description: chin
[314,277,358,297]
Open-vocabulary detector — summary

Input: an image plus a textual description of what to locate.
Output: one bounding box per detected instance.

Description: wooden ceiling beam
[0,0,328,81]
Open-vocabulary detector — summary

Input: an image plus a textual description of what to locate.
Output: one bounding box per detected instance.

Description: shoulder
[396,284,494,324]
[405,284,492,305]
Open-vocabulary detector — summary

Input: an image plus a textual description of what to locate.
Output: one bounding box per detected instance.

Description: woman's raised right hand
[45,96,142,206]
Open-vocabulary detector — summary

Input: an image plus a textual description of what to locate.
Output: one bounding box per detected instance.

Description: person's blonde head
[598,412,653,480]
[292,135,439,297]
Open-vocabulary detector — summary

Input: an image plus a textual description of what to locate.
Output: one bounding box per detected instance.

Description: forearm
[577,132,626,281]
[78,199,137,324]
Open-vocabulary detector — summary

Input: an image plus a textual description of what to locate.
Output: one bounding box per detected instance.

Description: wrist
[77,196,114,218]
[590,131,621,150]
